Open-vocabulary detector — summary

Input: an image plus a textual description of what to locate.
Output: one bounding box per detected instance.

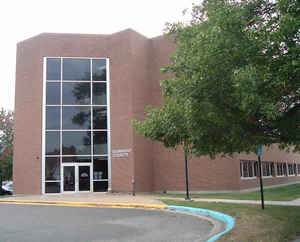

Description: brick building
[13,29,300,194]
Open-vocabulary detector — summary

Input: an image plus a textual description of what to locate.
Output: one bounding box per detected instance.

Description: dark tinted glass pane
[93,157,108,180]
[45,182,60,193]
[46,107,60,130]
[63,58,90,81]
[92,59,106,81]
[46,83,61,105]
[79,166,90,191]
[62,131,91,155]
[93,83,106,105]
[63,107,91,130]
[63,82,90,105]
[93,181,108,192]
[93,107,107,129]
[45,157,60,180]
[62,156,91,163]
[47,58,61,80]
[63,166,75,191]
[46,132,60,155]
[93,131,107,155]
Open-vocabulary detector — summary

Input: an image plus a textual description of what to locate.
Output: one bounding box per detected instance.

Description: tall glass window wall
[44,57,109,193]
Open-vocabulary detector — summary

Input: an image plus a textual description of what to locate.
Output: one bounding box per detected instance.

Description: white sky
[0,0,198,111]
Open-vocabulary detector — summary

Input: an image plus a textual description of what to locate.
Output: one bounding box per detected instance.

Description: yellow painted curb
[0,200,167,210]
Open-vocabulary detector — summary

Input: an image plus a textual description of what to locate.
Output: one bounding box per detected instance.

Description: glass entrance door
[78,166,90,191]
[63,166,75,192]
[62,164,91,192]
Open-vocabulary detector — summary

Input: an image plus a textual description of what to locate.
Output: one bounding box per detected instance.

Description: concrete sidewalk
[160,197,300,206]
[0,192,164,205]
[1,193,300,206]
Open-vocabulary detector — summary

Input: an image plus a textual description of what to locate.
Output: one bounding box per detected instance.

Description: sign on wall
[112,149,132,158]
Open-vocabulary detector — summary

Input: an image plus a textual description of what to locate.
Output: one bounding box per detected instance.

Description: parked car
[2,181,13,195]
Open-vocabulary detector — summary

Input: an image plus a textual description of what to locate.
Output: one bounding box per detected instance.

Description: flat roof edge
[17,28,154,46]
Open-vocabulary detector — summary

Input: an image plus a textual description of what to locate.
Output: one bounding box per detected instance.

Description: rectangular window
[46,83,61,105]
[46,131,60,155]
[93,83,107,105]
[262,162,270,176]
[62,131,91,155]
[93,107,107,129]
[93,131,108,155]
[92,59,107,81]
[254,162,258,176]
[288,164,295,176]
[263,162,274,177]
[46,58,61,80]
[93,181,108,192]
[62,82,91,105]
[43,57,110,194]
[270,162,275,176]
[45,157,60,180]
[240,160,256,178]
[46,107,60,130]
[62,106,91,130]
[93,157,108,180]
[45,182,60,193]
[277,163,284,176]
[63,58,90,80]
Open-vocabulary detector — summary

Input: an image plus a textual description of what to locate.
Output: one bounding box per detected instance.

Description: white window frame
[240,160,257,179]
[276,162,285,177]
[42,57,111,194]
[61,163,92,193]
[288,163,296,176]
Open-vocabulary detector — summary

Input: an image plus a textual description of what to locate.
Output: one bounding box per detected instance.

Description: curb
[0,200,167,210]
[167,206,235,242]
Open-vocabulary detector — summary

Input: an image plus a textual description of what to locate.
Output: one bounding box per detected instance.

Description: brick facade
[14,29,300,194]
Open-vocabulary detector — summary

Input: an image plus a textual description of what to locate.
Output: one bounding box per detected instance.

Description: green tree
[133,97,195,199]
[0,108,14,181]
[135,0,299,157]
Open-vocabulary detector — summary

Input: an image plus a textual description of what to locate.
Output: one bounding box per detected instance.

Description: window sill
[240,177,257,180]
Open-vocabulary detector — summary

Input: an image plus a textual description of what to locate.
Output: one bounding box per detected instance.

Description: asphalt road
[0,204,214,242]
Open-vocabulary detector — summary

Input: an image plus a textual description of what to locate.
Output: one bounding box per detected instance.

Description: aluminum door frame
[61,163,92,193]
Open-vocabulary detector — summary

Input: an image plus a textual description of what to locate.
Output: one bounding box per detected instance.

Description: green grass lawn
[0,195,12,199]
[155,183,300,201]
[163,199,300,242]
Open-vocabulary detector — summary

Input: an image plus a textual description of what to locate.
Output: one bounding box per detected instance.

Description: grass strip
[163,199,300,242]
[155,183,300,201]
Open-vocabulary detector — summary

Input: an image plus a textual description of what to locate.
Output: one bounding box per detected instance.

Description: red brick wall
[14,30,145,194]
[237,145,300,190]
[14,29,300,194]
[14,37,44,195]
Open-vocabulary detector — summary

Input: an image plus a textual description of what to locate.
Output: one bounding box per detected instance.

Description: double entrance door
[62,163,92,192]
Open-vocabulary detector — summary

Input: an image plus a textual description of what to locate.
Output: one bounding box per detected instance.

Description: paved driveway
[0,204,214,242]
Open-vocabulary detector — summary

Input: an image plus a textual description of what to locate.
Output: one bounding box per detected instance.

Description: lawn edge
[167,205,235,242]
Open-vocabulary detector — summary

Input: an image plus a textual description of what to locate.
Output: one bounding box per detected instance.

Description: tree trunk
[184,151,191,200]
